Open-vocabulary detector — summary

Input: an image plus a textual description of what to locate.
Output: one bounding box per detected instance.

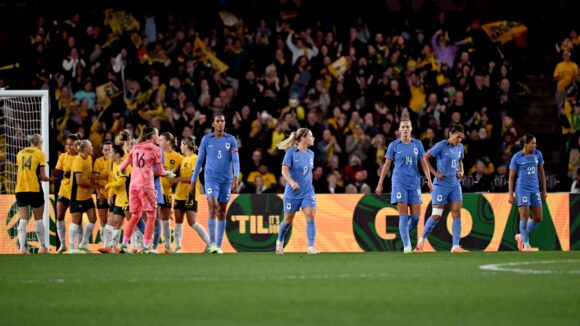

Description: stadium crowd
[22,7,545,194]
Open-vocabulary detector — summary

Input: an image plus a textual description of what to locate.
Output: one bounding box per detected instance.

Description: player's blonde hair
[276,128,310,151]
[27,134,43,146]
[115,129,131,144]
[75,139,91,153]
[181,135,197,152]
[160,132,177,149]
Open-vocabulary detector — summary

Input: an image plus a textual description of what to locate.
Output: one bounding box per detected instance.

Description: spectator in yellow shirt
[553,51,579,111]
[247,165,277,189]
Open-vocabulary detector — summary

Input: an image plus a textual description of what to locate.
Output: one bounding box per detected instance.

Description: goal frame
[0,89,50,252]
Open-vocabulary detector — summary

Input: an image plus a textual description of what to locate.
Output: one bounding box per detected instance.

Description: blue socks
[399,214,410,248]
[452,217,461,247]
[527,220,540,235]
[519,219,529,244]
[420,216,438,240]
[216,219,226,247]
[306,220,316,247]
[277,220,316,247]
[153,218,161,249]
[408,214,420,232]
[208,218,216,244]
[137,219,146,234]
[520,219,540,245]
[277,221,291,242]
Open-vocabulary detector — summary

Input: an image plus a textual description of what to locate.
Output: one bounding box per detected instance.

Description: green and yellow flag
[104,9,140,36]
[193,37,229,73]
[481,21,527,45]
[96,82,121,110]
[327,56,350,79]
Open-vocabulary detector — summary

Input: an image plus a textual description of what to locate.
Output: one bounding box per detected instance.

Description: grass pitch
[1,251,579,325]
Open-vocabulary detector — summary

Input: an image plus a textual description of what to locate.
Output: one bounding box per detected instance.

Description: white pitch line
[480,260,580,275]
[1,272,397,284]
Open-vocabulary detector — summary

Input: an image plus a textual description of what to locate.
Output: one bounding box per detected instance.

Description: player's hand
[508,194,515,205]
[290,181,300,190]
[427,180,434,192]
[375,184,383,195]
[456,170,464,179]
[190,182,196,195]
[541,192,548,201]
[166,171,176,179]
[434,171,445,180]
[232,178,239,193]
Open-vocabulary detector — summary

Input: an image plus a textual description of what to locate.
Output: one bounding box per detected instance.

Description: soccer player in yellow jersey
[173,136,210,253]
[115,129,134,155]
[93,141,112,244]
[99,145,132,253]
[158,132,182,252]
[15,134,52,254]
[70,140,102,253]
[54,133,79,253]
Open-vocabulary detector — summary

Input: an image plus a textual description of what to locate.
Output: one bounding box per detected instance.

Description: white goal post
[0,89,50,253]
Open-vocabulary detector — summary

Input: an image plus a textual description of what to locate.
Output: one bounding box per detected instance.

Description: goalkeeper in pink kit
[118,127,175,253]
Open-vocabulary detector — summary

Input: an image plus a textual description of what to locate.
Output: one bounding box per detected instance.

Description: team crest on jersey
[184,163,188,168]
[522,196,528,203]
[437,195,443,202]
[170,159,175,164]
[207,188,212,195]
[286,203,291,210]
[414,148,418,155]
[396,192,402,199]
[225,143,231,149]
[309,158,313,165]
[535,157,538,164]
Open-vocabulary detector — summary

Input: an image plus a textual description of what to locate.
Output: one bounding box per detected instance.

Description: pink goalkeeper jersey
[120,142,167,189]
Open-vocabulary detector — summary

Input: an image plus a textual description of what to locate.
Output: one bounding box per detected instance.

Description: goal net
[0,89,50,253]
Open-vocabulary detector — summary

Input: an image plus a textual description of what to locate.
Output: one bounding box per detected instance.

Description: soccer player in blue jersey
[509,134,547,251]
[375,119,433,253]
[190,113,240,254]
[416,124,468,253]
[152,149,165,253]
[275,128,318,255]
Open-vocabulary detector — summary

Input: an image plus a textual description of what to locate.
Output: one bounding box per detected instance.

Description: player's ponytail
[27,134,43,146]
[115,129,132,146]
[277,128,310,151]
[181,136,197,152]
[160,132,177,149]
[520,134,535,148]
[137,127,157,143]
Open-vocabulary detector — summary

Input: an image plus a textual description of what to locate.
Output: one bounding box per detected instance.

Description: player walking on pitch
[375,119,433,253]
[190,113,240,254]
[509,134,547,251]
[15,134,52,253]
[416,124,468,253]
[275,128,319,255]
